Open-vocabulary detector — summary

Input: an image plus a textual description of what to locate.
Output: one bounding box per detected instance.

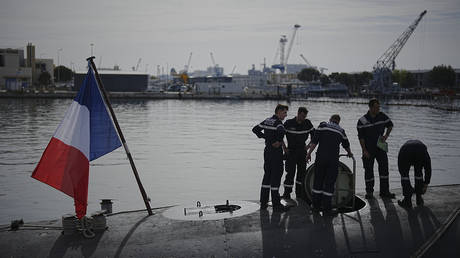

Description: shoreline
[1,91,459,111]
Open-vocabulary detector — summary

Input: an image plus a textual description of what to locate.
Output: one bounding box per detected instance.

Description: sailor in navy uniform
[397,140,432,207]
[282,107,314,200]
[357,98,395,199]
[306,115,353,215]
[252,104,289,212]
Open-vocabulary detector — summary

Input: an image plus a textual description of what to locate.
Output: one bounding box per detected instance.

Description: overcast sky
[1,0,459,75]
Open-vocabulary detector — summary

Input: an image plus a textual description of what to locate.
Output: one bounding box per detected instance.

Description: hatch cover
[162,200,260,221]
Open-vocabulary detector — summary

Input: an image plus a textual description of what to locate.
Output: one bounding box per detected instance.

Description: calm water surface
[1,98,460,224]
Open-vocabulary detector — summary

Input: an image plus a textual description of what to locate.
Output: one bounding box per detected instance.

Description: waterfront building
[247,64,269,88]
[0,48,32,90]
[189,76,244,95]
[269,72,298,84]
[285,64,310,74]
[189,66,224,77]
[189,70,209,77]
[74,70,148,92]
[207,65,224,77]
[0,43,56,91]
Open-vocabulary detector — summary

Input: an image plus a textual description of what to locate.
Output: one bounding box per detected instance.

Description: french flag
[32,64,121,219]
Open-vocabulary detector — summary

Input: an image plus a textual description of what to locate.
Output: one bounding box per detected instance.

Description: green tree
[297,68,321,82]
[38,71,51,86]
[328,71,373,93]
[54,65,74,82]
[428,65,456,88]
[357,71,373,86]
[319,74,330,86]
[392,69,416,88]
[330,72,352,86]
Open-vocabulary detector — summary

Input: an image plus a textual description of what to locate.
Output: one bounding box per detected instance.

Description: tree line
[37,66,74,87]
[296,65,457,91]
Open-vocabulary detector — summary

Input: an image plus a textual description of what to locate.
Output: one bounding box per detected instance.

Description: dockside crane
[272,24,301,73]
[370,10,427,93]
[178,52,193,84]
[231,65,237,75]
[133,58,142,71]
[299,54,312,67]
[210,52,216,68]
[209,52,222,76]
[300,54,328,75]
[184,52,192,73]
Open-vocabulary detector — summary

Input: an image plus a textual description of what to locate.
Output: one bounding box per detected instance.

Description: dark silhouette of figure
[357,98,395,199]
[253,104,289,212]
[397,140,431,208]
[306,114,353,215]
[282,107,314,200]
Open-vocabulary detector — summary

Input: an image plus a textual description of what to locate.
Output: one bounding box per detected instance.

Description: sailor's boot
[397,197,412,208]
[416,194,424,206]
[282,192,291,200]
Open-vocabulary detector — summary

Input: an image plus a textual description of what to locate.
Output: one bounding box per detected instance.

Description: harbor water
[1,98,460,225]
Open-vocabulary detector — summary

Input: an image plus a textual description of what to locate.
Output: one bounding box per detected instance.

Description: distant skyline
[1,0,459,75]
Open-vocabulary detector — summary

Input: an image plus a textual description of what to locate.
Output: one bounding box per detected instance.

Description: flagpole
[87,56,153,215]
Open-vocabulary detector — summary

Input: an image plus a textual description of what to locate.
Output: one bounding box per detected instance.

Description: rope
[3,205,174,233]
[79,216,95,239]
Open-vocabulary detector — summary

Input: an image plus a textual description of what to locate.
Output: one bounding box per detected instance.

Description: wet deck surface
[1,184,460,257]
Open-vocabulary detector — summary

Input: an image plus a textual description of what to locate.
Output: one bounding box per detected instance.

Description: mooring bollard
[100,199,113,214]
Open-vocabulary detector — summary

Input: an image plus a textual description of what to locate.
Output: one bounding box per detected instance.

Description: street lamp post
[90,43,94,56]
[70,61,75,85]
[57,48,63,83]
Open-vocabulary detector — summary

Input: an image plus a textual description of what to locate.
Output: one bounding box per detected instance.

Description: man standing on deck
[282,107,314,200]
[397,140,431,207]
[306,115,353,216]
[357,98,395,199]
[252,104,290,212]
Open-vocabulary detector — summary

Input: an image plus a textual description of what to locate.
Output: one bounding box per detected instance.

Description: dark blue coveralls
[283,117,314,197]
[357,111,393,194]
[311,121,350,211]
[398,140,431,197]
[252,115,286,206]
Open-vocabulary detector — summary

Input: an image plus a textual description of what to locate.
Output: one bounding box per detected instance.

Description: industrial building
[0,48,31,90]
[0,43,54,91]
[74,70,148,92]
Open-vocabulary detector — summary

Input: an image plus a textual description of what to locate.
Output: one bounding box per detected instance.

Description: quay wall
[0,91,459,111]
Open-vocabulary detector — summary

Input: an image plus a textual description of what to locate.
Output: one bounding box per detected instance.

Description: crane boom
[135,58,142,71]
[374,10,427,70]
[371,10,427,93]
[185,52,192,73]
[299,54,312,67]
[210,52,216,67]
[284,24,301,72]
[231,65,236,75]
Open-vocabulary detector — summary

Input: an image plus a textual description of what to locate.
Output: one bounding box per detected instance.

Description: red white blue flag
[32,63,121,219]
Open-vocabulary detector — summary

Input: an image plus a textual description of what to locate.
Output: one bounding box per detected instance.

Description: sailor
[306,115,353,215]
[357,98,395,199]
[252,104,290,212]
[282,107,314,200]
[397,140,431,207]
